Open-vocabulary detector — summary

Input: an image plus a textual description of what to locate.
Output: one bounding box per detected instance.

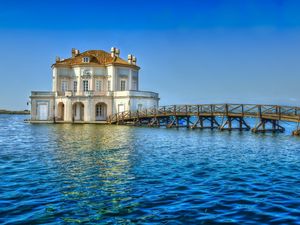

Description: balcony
[41,90,158,99]
[56,91,112,97]
[31,91,55,97]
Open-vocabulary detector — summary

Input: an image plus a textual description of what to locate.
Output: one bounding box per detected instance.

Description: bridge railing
[280,106,300,116]
[107,104,300,123]
[243,105,258,115]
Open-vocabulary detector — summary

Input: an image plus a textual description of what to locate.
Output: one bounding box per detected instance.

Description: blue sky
[1,0,300,109]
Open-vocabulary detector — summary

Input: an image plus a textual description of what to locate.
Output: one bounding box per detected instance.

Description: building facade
[30,48,159,123]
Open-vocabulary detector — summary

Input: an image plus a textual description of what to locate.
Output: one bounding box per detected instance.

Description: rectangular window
[96,105,103,117]
[118,104,125,113]
[73,81,77,92]
[96,80,102,91]
[61,81,68,92]
[83,80,89,92]
[120,80,126,91]
[138,104,143,111]
[82,57,90,63]
[132,80,137,90]
[107,80,111,91]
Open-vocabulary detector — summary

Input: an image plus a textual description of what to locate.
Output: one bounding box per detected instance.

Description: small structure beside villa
[30,47,159,123]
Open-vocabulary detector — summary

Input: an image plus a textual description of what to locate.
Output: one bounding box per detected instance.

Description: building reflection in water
[47,124,140,223]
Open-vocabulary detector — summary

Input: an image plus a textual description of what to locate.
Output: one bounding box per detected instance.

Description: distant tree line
[0,109,30,115]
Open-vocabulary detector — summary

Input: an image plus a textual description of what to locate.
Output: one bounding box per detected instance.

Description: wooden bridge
[108,104,300,135]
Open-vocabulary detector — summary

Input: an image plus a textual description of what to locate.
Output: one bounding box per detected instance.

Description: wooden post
[187,116,190,128]
[227,118,232,130]
[239,118,243,131]
[241,104,244,116]
[225,104,228,116]
[258,105,262,118]
[262,119,265,130]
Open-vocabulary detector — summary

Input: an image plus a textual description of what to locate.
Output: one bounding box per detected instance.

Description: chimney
[111,47,116,57]
[72,48,80,58]
[128,54,133,64]
[55,56,60,62]
[115,48,120,57]
[132,56,137,65]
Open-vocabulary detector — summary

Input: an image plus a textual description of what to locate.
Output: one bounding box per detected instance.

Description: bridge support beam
[166,116,191,128]
[220,116,250,131]
[190,116,220,129]
[148,117,160,127]
[116,118,124,125]
[131,117,141,126]
[251,119,285,133]
[167,116,180,128]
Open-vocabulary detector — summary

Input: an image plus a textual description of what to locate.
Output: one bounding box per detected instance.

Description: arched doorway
[57,102,64,121]
[95,103,107,121]
[73,102,84,121]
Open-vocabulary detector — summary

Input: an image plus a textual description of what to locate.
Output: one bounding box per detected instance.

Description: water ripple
[1,115,300,224]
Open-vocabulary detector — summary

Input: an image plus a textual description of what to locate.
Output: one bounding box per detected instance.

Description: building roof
[53,50,139,69]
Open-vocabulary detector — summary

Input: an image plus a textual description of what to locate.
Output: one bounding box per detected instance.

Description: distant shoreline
[0,110,30,115]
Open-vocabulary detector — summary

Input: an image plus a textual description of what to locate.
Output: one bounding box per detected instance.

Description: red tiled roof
[53,50,139,69]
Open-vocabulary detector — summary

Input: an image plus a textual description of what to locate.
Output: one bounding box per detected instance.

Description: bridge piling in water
[220,116,250,131]
[190,116,219,129]
[293,129,300,136]
[292,122,300,136]
[251,118,285,133]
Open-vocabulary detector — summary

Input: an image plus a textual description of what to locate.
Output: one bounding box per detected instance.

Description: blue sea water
[1,115,300,224]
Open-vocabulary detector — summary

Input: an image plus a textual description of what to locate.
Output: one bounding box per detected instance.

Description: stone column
[65,98,73,122]
[90,99,95,121]
[83,99,90,122]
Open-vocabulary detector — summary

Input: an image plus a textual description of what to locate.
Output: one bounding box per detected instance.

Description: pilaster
[129,69,133,90]
[52,67,58,92]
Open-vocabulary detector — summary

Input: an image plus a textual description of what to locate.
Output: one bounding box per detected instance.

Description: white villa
[30,47,159,123]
